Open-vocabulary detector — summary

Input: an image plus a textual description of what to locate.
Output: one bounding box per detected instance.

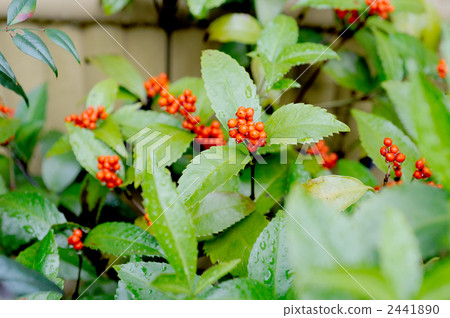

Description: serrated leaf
[0,117,20,144]
[380,209,423,299]
[191,192,255,237]
[201,50,261,129]
[0,192,66,251]
[324,50,376,94]
[208,13,261,45]
[201,277,273,299]
[265,103,349,144]
[7,0,36,26]
[303,175,372,211]
[178,146,251,208]
[12,31,57,76]
[240,153,290,214]
[294,0,365,10]
[271,78,300,90]
[151,273,191,295]
[0,255,62,299]
[372,29,403,81]
[204,212,269,277]
[169,77,214,122]
[0,52,28,105]
[101,0,131,15]
[337,159,378,188]
[186,0,226,18]
[94,118,127,158]
[84,222,163,257]
[90,55,146,102]
[195,259,241,294]
[110,104,180,139]
[81,174,109,212]
[114,261,174,300]
[45,29,80,63]
[42,152,81,193]
[17,230,61,288]
[351,109,419,182]
[86,78,118,113]
[248,212,292,299]
[255,0,287,26]
[68,126,124,179]
[142,168,197,290]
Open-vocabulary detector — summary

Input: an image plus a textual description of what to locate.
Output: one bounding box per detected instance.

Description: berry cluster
[96,155,123,188]
[194,120,226,150]
[307,140,338,169]
[65,106,108,130]
[335,9,360,24]
[144,73,169,98]
[67,229,83,251]
[380,138,405,178]
[366,0,395,19]
[144,212,152,227]
[227,107,267,153]
[413,158,432,180]
[438,58,448,79]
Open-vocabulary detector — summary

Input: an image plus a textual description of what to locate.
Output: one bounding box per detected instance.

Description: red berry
[71,235,81,244]
[385,153,396,162]
[73,242,83,251]
[255,122,265,131]
[395,153,405,163]
[96,171,104,180]
[413,170,422,179]
[249,130,259,139]
[380,146,387,156]
[247,143,258,153]
[229,129,238,138]
[116,178,123,187]
[422,167,432,178]
[67,235,75,245]
[73,229,83,237]
[395,170,402,178]
[228,119,237,128]
[384,138,392,147]
[211,120,220,129]
[246,108,254,117]
[259,131,267,138]
[415,159,425,170]
[235,133,244,143]
[236,110,246,119]
[238,125,248,135]
[113,163,121,171]
[389,144,399,154]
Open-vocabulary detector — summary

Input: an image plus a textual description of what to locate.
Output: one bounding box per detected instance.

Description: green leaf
[86,78,118,113]
[323,50,375,94]
[255,0,287,26]
[265,103,349,144]
[17,230,62,289]
[257,15,298,61]
[45,134,71,157]
[204,212,269,276]
[12,31,57,77]
[391,0,425,13]
[294,0,365,10]
[407,73,450,189]
[271,78,300,90]
[0,176,7,195]
[186,0,226,19]
[84,222,163,257]
[302,175,372,211]
[0,52,28,105]
[337,159,378,188]
[81,174,109,212]
[7,0,36,26]
[201,50,261,129]
[208,13,261,45]
[110,104,180,139]
[45,29,80,63]
[380,209,423,299]
[201,277,273,299]
[58,248,97,282]
[0,117,20,144]
[94,118,127,158]
[191,192,255,237]
[90,55,146,102]
[68,126,124,179]
[441,23,450,88]
[0,192,66,252]
[14,121,43,161]
[178,146,251,208]
[195,260,241,294]
[0,255,62,299]
[419,259,450,300]
[114,261,174,300]
[142,168,197,289]
[101,0,131,15]
[151,273,191,295]
[169,77,214,122]
[248,212,292,299]
[372,29,403,81]
[355,183,449,259]
[352,109,419,182]
[240,153,290,214]
[14,83,46,123]
[42,152,81,193]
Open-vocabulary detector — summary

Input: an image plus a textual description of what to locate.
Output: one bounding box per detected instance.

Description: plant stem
[250,156,256,200]
[72,253,83,300]
[383,164,391,186]
[8,147,15,190]
[12,154,39,188]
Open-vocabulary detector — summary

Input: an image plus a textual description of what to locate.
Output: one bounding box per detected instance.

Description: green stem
[0,27,45,32]
[72,253,83,300]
